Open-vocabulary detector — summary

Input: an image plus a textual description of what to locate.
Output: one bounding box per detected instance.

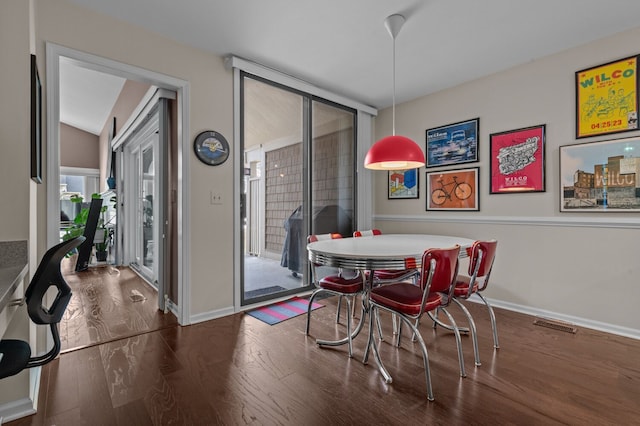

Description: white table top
[307,234,474,270]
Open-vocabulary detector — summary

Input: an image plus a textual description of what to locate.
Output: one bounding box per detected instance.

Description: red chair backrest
[420,246,460,296]
[308,233,342,243]
[353,229,382,237]
[467,240,498,278]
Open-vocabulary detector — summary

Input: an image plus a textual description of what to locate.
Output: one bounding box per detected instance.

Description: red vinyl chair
[367,246,462,401]
[353,229,419,340]
[451,240,499,367]
[305,233,364,358]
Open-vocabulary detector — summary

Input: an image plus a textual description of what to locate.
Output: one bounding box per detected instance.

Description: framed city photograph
[425,118,479,168]
[560,136,640,212]
[388,168,419,199]
[426,167,479,211]
[576,55,639,139]
[490,124,545,194]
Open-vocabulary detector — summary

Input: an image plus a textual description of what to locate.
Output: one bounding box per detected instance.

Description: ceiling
[61,0,640,135]
[59,58,126,135]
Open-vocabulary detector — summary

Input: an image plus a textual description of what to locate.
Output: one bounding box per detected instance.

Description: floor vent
[533,317,578,334]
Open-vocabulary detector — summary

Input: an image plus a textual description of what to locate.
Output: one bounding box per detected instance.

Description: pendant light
[365,14,425,170]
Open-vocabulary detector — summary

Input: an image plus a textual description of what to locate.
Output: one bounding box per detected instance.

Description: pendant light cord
[392,32,396,136]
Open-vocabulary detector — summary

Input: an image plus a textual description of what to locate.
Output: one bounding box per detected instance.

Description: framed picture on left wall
[388,169,419,199]
[31,54,42,184]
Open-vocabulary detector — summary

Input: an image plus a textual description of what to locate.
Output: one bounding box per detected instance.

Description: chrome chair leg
[376,309,385,341]
[428,307,466,377]
[363,304,373,365]
[452,298,481,366]
[305,289,323,335]
[399,313,434,401]
[440,307,466,377]
[336,295,343,323]
[346,297,353,358]
[366,306,393,384]
[477,293,500,348]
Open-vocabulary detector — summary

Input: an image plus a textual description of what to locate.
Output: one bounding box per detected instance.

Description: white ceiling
[61,0,640,135]
[59,58,126,135]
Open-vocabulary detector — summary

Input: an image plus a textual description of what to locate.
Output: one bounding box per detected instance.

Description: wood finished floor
[59,258,178,352]
[7,267,640,425]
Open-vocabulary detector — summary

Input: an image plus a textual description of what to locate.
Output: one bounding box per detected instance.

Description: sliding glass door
[240,73,356,305]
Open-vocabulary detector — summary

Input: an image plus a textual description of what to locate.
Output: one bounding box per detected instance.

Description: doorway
[46,43,190,324]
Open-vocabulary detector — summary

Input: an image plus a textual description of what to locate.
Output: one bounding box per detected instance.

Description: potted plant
[62,193,114,261]
[94,225,112,262]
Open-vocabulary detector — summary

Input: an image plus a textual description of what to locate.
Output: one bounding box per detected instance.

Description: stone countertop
[0,240,28,312]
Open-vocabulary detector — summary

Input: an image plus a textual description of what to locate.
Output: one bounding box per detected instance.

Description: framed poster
[388,169,419,199]
[425,118,479,167]
[426,167,479,211]
[576,55,639,138]
[560,136,640,212]
[490,124,545,193]
[31,54,42,184]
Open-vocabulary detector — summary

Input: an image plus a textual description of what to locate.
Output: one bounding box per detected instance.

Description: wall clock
[193,130,229,166]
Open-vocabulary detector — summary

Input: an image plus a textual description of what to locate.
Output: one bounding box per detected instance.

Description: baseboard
[0,395,36,424]
[468,295,640,340]
[189,306,235,325]
[189,294,639,340]
[0,366,40,423]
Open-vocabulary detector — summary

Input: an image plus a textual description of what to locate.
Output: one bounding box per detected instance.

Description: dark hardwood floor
[59,259,178,352]
[7,265,640,425]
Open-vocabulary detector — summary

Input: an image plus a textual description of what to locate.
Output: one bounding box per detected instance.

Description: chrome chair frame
[365,246,462,401]
[450,240,499,367]
[305,234,364,358]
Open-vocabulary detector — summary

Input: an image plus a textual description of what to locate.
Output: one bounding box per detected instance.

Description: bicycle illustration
[430,175,472,205]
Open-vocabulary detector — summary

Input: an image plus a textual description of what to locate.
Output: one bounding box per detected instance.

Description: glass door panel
[240,75,357,306]
[241,75,309,304]
[311,100,356,237]
[141,145,155,271]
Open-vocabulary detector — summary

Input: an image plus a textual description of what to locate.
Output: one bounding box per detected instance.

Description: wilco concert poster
[576,55,639,138]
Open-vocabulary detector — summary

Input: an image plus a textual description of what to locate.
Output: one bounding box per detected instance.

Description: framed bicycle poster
[576,55,639,139]
[490,124,545,194]
[388,169,419,199]
[425,118,479,168]
[426,167,479,211]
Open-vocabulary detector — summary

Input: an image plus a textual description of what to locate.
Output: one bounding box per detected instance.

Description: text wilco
[579,67,635,88]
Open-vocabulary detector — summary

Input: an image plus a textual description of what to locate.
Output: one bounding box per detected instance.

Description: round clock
[193,130,229,166]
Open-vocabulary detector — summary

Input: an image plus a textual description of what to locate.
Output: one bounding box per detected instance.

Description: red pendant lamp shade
[364,135,425,170]
[365,14,425,171]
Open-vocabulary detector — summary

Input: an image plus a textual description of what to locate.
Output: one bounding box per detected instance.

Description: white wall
[0,0,31,242]
[374,27,640,336]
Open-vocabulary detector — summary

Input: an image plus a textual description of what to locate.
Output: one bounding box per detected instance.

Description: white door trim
[45,43,191,325]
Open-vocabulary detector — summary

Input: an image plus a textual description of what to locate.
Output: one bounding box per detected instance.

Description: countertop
[0,240,28,312]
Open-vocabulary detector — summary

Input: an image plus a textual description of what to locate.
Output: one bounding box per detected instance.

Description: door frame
[45,43,191,325]
[123,111,162,295]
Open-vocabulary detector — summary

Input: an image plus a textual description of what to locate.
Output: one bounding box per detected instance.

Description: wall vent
[533,316,578,334]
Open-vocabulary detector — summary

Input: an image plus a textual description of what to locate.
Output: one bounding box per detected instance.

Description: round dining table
[307,233,475,271]
[306,233,475,384]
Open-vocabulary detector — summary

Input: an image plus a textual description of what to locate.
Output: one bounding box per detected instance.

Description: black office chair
[0,236,85,379]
